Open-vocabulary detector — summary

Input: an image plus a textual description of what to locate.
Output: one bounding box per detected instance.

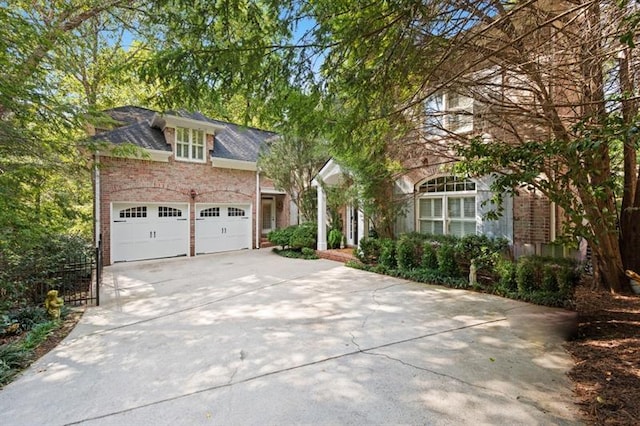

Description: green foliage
[1,232,92,311]
[273,247,318,260]
[267,226,295,249]
[396,233,425,270]
[328,228,343,250]
[290,222,317,250]
[421,242,439,270]
[8,307,48,333]
[379,239,397,270]
[455,235,509,270]
[269,223,317,251]
[515,256,580,298]
[0,314,61,387]
[495,258,517,293]
[437,244,460,277]
[355,238,382,264]
[516,258,538,294]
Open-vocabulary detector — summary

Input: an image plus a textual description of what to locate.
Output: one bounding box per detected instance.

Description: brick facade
[97,125,290,264]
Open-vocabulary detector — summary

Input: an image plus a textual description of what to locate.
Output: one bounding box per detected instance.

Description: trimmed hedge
[349,232,580,308]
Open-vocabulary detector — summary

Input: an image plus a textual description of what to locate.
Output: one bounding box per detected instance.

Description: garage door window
[119,206,147,218]
[200,207,220,217]
[158,206,182,217]
[228,207,245,217]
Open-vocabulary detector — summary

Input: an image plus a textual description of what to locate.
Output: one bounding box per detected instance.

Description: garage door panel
[112,203,189,262]
[195,204,251,255]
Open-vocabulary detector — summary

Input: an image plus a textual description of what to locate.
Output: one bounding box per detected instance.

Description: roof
[103,106,157,126]
[93,107,278,161]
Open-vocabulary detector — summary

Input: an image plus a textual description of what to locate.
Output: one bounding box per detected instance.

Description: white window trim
[425,91,474,137]
[175,127,207,163]
[416,176,478,237]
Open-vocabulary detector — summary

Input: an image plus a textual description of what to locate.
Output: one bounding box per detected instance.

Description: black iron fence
[32,239,102,306]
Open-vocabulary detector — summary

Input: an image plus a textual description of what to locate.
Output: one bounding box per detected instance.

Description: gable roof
[94,106,278,162]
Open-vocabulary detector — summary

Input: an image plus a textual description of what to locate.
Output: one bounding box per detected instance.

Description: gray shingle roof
[94,107,278,161]
[166,110,277,162]
[104,106,157,126]
[93,121,169,151]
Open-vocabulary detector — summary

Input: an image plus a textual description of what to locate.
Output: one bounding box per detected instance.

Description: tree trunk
[618,47,640,272]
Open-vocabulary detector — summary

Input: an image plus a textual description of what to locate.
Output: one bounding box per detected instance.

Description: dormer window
[175,127,205,162]
[425,92,474,136]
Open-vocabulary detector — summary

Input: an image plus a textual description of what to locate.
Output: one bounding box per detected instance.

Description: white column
[255,171,260,249]
[317,185,327,250]
[357,209,366,246]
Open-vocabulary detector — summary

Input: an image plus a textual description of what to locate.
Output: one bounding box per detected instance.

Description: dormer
[151,113,225,163]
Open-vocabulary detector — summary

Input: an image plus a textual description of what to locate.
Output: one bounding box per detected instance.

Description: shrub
[301,247,319,259]
[421,242,439,270]
[396,234,424,271]
[379,239,397,270]
[328,228,343,249]
[437,244,460,277]
[355,238,382,264]
[516,257,538,293]
[10,306,48,332]
[541,264,559,292]
[290,223,317,249]
[495,258,517,293]
[267,226,294,249]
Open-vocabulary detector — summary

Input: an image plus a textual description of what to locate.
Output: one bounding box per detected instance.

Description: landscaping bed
[566,285,640,425]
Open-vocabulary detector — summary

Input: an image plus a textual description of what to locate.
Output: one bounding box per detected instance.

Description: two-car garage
[111,202,251,263]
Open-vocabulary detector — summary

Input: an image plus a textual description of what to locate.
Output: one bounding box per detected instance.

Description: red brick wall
[513,188,551,248]
[99,155,258,264]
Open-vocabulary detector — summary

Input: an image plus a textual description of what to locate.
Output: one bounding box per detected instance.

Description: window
[158,206,182,217]
[119,206,147,218]
[228,207,245,217]
[200,207,220,217]
[424,92,474,135]
[417,177,477,237]
[175,127,205,162]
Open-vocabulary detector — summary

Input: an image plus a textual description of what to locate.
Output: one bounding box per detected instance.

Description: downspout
[550,202,556,242]
[94,152,100,248]
[256,170,260,249]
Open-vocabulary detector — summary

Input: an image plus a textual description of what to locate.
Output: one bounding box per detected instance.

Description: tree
[258,90,329,222]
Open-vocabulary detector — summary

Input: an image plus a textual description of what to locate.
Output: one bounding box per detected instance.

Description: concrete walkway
[0,250,580,425]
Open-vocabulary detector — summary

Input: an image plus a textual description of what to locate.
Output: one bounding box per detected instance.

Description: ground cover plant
[350,233,580,308]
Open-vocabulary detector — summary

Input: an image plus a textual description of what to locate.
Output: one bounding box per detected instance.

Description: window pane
[463,197,476,218]
[464,221,477,235]
[449,221,464,237]
[448,198,461,218]
[433,198,442,217]
[420,220,444,235]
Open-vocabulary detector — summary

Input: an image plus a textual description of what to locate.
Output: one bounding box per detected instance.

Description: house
[90,106,294,265]
[314,89,564,257]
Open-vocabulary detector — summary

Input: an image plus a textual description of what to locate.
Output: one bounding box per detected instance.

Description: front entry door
[261,198,276,235]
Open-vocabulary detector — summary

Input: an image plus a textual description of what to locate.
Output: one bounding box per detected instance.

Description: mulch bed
[565,285,640,425]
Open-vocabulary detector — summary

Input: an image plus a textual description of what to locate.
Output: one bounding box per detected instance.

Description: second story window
[175,127,205,162]
[425,92,474,136]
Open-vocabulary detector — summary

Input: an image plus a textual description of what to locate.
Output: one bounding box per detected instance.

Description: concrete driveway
[0,250,579,425]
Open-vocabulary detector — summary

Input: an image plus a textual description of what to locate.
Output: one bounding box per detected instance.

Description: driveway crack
[361,350,492,392]
[64,319,507,425]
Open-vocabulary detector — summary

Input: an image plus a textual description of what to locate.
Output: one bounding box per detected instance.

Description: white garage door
[111,203,189,262]
[195,204,251,254]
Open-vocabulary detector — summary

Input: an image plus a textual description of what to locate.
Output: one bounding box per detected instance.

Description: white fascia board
[152,113,226,133]
[211,158,257,171]
[261,187,287,195]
